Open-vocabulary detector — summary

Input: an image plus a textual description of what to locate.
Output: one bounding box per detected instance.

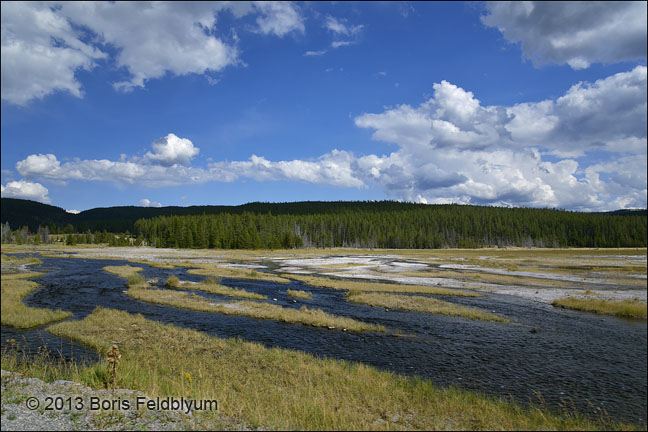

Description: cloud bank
[481,1,647,69]
[12,67,647,211]
[1,1,304,104]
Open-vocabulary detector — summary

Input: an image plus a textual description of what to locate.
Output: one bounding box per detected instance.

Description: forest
[2,198,645,249]
[131,204,647,249]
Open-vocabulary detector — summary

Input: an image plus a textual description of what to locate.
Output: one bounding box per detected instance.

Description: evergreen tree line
[0,222,134,246]
[132,205,647,249]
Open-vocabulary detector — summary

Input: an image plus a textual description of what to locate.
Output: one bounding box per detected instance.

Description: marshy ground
[1,245,646,430]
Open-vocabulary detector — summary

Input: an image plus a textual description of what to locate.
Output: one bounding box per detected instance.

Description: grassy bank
[552,297,647,320]
[286,289,313,300]
[31,307,623,430]
[347,291,510,323]
[1,272,73,328]
[166,275,267,300]
[287,274,481,296]
[187,264,291,284]
[106,265,382,332]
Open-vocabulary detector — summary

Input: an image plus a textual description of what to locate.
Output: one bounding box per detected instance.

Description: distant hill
[1,198,646,248]
[2,198,472,232]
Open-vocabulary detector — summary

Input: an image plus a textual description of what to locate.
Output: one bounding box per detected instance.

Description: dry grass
[286,289,313,300]
[187,263,291,284]
[552,297,647,320]
[41,307,624,431]
[167,276,267,300]
[286,274,481,296]
[1,272,72,328]
[347,291,510,323]
[105,265,380,332]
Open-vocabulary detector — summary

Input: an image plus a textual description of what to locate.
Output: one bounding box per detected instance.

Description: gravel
[1,370,257,431]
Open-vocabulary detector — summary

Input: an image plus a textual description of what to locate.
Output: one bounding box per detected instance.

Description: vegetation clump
[1,272,72,328]
[286,289,312,300]
[347,291,510,323]
[552,297,647,320]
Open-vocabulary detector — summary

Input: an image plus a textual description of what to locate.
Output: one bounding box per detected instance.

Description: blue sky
[1,1,646,212]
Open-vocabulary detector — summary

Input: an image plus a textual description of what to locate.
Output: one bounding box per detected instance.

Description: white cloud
[481,1,647,69]
[331,41,352,49]
[144,134,200,167]
[209,150,364,188]
[253,1,305,37]
[1,180,51,204]
[324,16,364,36]
[0,2,106,105]
[11,68,647,211]
[353,68,647,210]
[304,49,327,57]
[1,1,305,104]
[140,199,162,208]
[66,209,80,214]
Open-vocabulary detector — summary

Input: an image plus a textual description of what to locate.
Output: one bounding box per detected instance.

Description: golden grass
[1,254,42,266]
[347,292,510,323]
[394,270,571,288]
[105,265,380,332]
[285,274,481,296]
[187,263,291,284]
[1,272,72,328]
[286,289,313,300]
[39,307,626,430]
[552,297,647,320]
[168,276,267,300]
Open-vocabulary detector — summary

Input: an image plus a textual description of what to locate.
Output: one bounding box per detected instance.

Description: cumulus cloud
[0,2,106,105]
[12,68,648,211]
[353,67,647,210]
[15,136,364,189]
[144,134,200,167]
[1,180,51,204]
[1,1,305,104]
[140,198,162,208]
[481,1,647,69]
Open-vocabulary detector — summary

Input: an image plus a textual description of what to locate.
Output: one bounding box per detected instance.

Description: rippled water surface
[2,255,646,424]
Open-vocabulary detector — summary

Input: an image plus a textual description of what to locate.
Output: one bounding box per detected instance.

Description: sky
[1,1,646,213]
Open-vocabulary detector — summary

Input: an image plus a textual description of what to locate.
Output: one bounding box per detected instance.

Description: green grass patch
[286,274,482,296]
[286,289,312,300]
[347,291,510,323]
[38,307,629,430]
[1,272,72,328]
[552,297,647,320]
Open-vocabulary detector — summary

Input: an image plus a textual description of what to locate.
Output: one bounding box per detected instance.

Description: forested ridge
[133,204,647,249]
[2,198,645,249]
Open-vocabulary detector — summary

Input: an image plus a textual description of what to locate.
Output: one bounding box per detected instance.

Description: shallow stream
[2,254,646,424]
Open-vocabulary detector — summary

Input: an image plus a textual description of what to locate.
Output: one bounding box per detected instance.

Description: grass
[286,289,313,300]
[286,274,482,296]
[347,291,510,323]
[166,275,267,300]
[1,272,72,328]
[552,297,647,320]
[187,263,291,284]
[1,254,42,266]
[105,265,380,332]
[30,306,627,430]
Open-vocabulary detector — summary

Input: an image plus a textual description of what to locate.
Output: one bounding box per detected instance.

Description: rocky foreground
[1,370,253,431]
